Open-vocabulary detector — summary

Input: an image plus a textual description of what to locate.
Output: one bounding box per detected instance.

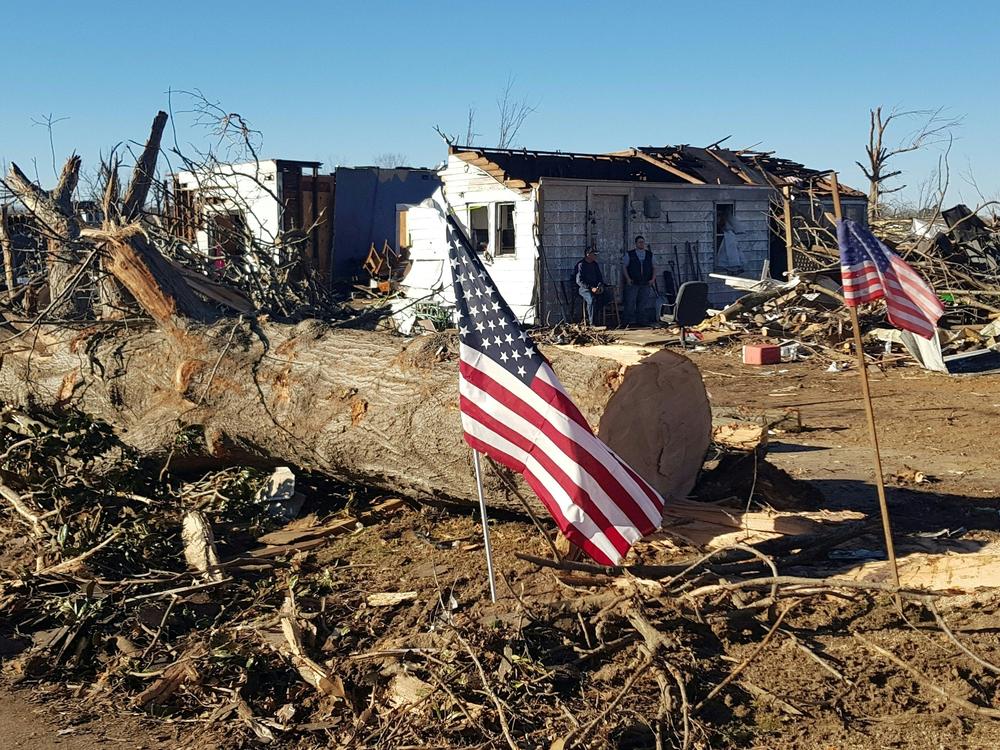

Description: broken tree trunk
[4,113,212,332]
[0,205,14,297]
[0,321,711,512]
[4,159,83,317]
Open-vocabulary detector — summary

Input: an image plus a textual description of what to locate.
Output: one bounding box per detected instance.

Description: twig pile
[3,408,1000,749]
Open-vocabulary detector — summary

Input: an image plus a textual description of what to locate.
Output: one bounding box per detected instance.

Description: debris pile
[533,322,620,346]
[694,206,1000,368]
[4,408,1000,748]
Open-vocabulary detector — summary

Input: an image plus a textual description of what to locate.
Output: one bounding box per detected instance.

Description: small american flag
[838,218,943,340]
[445,215,664,565]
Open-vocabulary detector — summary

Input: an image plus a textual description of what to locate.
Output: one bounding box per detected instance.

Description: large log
[0,321,711,511]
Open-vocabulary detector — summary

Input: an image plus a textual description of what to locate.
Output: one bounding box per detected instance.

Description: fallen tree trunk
[0,110,712,517]
[0,320,711,512]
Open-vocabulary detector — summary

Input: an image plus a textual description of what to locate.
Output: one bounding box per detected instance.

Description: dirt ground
[3,344,1000,749]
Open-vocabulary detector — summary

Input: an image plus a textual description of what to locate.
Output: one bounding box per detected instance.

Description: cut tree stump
[0,321,711,513]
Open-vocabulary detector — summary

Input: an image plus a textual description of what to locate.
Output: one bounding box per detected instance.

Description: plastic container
[743,344,781,365]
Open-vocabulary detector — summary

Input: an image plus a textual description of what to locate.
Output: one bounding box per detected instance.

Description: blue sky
[2,0,998,207]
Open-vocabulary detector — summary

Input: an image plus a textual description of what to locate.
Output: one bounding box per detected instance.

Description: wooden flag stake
[472,448,498,603]
[830,173,902,597]
[782,186,795,278]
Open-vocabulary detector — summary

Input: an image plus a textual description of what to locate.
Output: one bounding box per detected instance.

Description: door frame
[586,187,630,286]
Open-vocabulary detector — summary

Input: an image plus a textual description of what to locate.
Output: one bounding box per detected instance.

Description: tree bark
[5,159,83,317]
[97,156,130,319]
[0,322,711,512]
[121,111,168,223]
[0,205,14,296]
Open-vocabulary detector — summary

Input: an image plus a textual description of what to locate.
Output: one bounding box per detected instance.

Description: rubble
[688,205,1000,372]
[4,407,1000,749]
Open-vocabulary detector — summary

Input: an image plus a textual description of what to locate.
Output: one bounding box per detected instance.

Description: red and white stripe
[841,227,943,340]
[458,344,663,565]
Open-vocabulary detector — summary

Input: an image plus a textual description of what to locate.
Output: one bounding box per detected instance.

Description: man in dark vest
[622,235,655,326]
[574,247,608,325]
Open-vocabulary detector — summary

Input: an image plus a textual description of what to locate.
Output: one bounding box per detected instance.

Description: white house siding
[174,161,283,254]
[538,179,772,321]
[391,202,452,333]
[437,156,539,324]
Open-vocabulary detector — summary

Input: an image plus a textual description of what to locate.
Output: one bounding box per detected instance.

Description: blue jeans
[623,283,652,325]
[579,288,606,325]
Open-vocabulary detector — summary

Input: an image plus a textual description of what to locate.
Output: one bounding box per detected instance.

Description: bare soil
[4,345,1000,749]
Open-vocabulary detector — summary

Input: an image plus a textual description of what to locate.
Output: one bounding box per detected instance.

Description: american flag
[838,218,944,340]
[445,215,664,565]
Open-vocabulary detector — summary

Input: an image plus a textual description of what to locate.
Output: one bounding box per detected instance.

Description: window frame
[494,202,516,257]
[467,204,490,252]
[714,202,735,251]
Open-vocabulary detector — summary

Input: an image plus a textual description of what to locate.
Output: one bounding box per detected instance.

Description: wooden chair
[600,285,620,328]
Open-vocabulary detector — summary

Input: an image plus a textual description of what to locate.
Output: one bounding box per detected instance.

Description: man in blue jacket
[622,235,655,326]
[575,247,608,325]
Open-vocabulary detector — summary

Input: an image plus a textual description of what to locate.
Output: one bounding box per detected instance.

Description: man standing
[622,235,655,326]
[575,247,607,325]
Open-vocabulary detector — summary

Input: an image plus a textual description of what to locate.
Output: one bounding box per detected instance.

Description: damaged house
[394,144,866,329]
[169,161,441,284]
[169,159,334,278]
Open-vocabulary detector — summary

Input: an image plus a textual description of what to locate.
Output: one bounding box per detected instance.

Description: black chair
[660,281,709,348]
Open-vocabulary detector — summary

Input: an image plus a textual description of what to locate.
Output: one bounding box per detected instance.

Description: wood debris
[181,510,223,582]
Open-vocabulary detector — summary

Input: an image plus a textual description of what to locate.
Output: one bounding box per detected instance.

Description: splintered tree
[0,111,712,513]
[856,106,961,222]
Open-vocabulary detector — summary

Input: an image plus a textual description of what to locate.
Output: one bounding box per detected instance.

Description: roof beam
[626,149,704,185]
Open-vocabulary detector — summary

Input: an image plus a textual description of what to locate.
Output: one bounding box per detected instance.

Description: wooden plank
[627,149,706,185]
[248,498,407,558]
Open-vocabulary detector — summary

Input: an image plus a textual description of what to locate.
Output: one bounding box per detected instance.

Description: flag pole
[830,172,902,596]
[472,448,498,602]
[782,186,795,278]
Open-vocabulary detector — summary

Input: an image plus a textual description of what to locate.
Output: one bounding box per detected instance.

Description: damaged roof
[449,146,689,192]
[617,145,866,197]
[450,144,865,198]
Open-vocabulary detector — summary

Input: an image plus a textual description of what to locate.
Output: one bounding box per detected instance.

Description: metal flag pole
[472,448,498,603]
[830,172,902,599]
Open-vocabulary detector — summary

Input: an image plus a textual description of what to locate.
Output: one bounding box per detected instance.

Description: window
[208,211,247,258]
[495,203,516,256]
[714,203,735,251]
[844,203,867,225]
[468,205,489,251]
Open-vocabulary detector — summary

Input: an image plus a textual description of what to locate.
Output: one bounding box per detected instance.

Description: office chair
[660,281,709,348]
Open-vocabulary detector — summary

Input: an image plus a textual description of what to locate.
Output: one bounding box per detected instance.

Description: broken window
[714,203,744,272]
[468,205,489,251]
[208,212,247,259]
[714,203,735,251]
[495,203,516,256]
[844,203,866,225]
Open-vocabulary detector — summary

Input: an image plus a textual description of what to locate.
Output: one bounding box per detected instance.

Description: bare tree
[31,113,70,181]
[372,152,408,169]
[496,75,536,149]
[433,106,480,148]
[856,106,961,221]
[464,107,480,146]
